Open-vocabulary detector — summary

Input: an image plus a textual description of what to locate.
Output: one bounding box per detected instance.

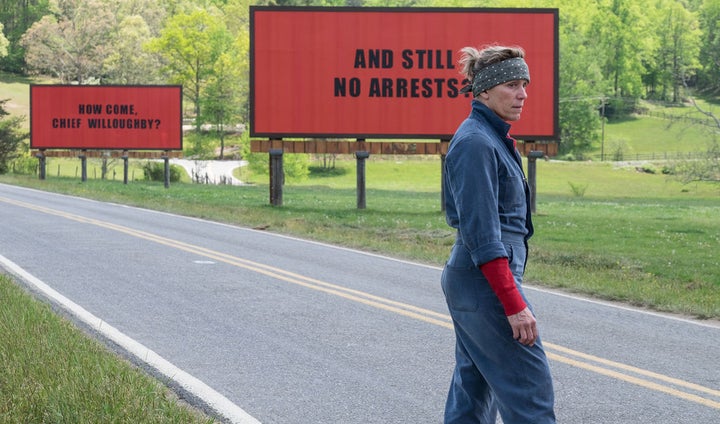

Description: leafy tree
[114,0,167,36]
[0,0,53,72]
[102,0,168,84]
[0,98,28,174]
[592,0,651,98]
[20,0,115,83]
[671,139,719,184]
[147,7,233,130]
[549,0,607,156]
[669,99,720,184]
[201,49,244,159]
[218,0,252,119]
[103,15,163,84]
[270,0,348,5]
[698,0,720,95]
[0,23,8,57]
[650,0,701,102]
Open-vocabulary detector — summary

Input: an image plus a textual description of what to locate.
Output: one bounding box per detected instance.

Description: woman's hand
[507,307,537,346]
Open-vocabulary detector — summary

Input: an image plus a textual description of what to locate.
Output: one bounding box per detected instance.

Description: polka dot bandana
[460,57,530,97]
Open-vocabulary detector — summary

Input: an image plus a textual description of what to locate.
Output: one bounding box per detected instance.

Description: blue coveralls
[441,100,556,424]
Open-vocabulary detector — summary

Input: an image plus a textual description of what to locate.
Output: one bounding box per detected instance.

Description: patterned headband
[460,57,530,97]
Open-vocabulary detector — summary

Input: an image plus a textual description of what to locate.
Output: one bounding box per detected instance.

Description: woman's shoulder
[450,121,499,151]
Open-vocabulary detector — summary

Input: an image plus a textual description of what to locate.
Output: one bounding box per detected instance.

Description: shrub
[636,165,657,174]
[568,181,588,197]
[10,153,37,175]
[0,99,28,174]
[142,161,183,182]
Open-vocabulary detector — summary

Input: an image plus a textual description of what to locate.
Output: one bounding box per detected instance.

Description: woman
[441,45,556,424]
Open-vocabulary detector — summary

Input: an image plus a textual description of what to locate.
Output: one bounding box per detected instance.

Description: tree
[0,23,9,57]
[147,8,233,130]
[101,0,168,84]
[114,0,167,36]
[20,0,115,83]
[201,51,243,159]
[651,0,701,102]
[670,99,720,184]
[211,0,252,123]
[670,137,719,184]
[592,0,651,98]
[549,0,607,156]
[0,98,28,174]
[698,0,720,95]
[103,15,163,84]
[0,0,53,72]
[0,21,23,173]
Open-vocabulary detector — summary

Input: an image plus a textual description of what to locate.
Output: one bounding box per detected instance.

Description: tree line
[1,0,719,159]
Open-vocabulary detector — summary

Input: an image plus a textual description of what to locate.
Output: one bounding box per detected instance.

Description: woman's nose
[518,86,528,99]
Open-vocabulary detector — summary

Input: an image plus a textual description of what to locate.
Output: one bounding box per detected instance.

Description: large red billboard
[30,85,183,150]
[250,7,558,140]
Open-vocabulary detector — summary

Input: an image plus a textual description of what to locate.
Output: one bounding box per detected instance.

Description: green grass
[531,198,718,314]
[0,275,215,423]
[587,98,718,159]
[0,71,53,130]
[534,159,714,198]
[603,115,709,157]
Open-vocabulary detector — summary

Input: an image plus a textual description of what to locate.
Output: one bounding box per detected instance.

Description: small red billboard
[30,85,183,150]
[250,7,558,140]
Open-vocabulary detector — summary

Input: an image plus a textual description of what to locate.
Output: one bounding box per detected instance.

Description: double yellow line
[2,195,719,410]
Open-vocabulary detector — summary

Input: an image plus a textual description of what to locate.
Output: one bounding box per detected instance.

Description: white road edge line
[0,253,261,424]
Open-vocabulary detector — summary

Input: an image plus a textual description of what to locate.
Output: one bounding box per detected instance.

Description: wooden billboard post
[79,150,87,182]
[269,148,284,206]
[355,150,370,209]
[527,150,545,214]
[35,150,46,180]
[122,150,129,184]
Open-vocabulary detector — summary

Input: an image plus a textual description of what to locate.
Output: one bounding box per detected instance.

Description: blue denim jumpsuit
[441,100,556,423]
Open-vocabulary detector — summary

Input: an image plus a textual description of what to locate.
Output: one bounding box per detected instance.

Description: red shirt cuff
[479,257,527,315]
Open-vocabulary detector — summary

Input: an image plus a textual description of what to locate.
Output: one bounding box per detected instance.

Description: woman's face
[479,79,529,122]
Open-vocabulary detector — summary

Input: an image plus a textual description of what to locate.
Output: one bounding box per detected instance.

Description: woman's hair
[458,45,526,84]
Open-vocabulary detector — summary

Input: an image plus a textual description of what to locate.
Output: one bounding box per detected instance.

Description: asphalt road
[1,183,718,423]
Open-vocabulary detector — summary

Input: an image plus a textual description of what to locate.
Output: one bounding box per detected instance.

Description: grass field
[0,71,52,130]
[0,274,215,423]
[602,115,710,158]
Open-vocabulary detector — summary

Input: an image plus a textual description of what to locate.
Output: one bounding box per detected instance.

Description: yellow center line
[2,195,718,410]
[545,352,720,410]
[546,342,720,399]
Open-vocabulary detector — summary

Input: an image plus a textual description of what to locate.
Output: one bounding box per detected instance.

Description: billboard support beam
[355,150,370,209]
[122,151,129,184]
[527,150,545,214]
[79,150,87,182]
[162,151,170,189]
[35,150,46,180]
[440,138,450,212]
[269,148,284,206]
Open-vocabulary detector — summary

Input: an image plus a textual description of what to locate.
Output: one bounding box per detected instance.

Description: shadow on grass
[606,114,642,124]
